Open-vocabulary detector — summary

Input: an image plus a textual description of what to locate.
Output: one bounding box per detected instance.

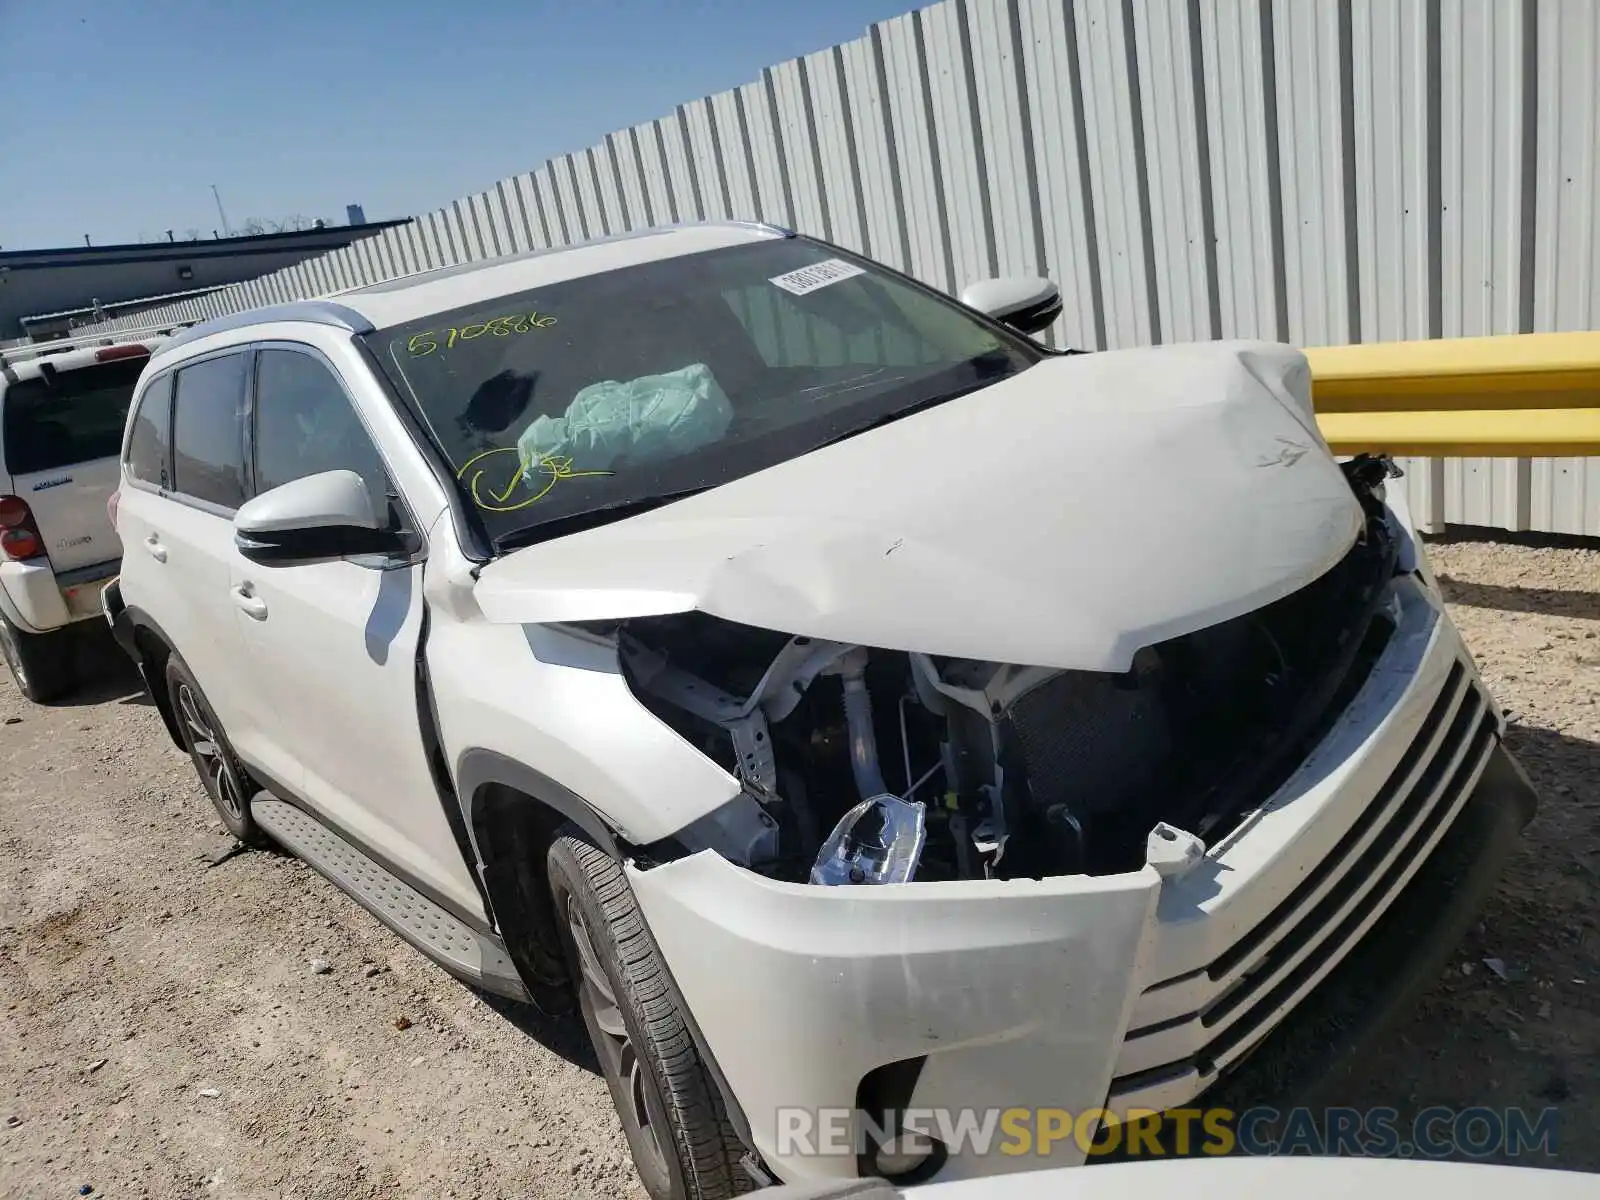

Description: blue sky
[0,0,916,250]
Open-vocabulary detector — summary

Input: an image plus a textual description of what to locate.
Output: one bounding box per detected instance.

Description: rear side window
[124,374,173,488]
[171,353,248,510]
[1,357,147,475]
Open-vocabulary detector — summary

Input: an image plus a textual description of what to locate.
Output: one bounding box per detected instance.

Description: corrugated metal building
[0,220,409,340]
[75,0,1600,534]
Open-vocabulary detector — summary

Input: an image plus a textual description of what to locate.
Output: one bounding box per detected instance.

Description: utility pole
[210,184,230,237]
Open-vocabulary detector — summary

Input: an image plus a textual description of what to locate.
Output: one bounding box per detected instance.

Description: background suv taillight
[0,495,44,560]
[95,344,148,363]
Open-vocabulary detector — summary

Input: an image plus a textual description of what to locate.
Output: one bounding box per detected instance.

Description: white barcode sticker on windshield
[769,258,866,296]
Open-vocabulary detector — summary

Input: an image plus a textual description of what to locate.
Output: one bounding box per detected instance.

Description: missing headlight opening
[612,457,1402,886]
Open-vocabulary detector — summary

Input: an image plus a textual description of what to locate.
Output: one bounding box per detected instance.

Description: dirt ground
[1,535,1597,1198]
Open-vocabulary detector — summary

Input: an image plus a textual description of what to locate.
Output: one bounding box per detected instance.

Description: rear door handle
[144,535,167,563]
[230,584,268,621]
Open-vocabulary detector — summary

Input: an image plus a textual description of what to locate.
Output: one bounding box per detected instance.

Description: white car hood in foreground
[900,1157,1589,1200]
[475,340,1362,673]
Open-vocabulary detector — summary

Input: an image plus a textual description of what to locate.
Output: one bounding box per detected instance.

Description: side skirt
[251,793,530,1002]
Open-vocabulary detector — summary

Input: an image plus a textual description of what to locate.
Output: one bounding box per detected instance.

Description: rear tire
[547,827,752,1200]
[0,614,73,704]
[165,654,266,846]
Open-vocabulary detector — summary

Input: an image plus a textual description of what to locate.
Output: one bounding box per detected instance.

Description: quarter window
[124,373,173,488]
[171,353,249,510]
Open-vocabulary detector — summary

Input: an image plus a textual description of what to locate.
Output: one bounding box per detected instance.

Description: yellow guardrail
[1305,331,1600,457]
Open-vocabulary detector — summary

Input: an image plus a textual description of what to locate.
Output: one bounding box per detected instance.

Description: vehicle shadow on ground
[1506,718,1600,765]
[1313,718,1599,1170]
[52,667,148,708]
[34,626,153,709]
[1425,526,1600,553]
[478,989,602,1074]
[1438,575,1600,621]
[1427,526,1600,618]
[242,836,605,1074]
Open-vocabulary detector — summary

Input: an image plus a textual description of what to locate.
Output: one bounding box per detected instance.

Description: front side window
[363,236,1041,548]
[124,372,173,488]
[3,356,148,476]
[171,353,248,510]
[252,349,388,521]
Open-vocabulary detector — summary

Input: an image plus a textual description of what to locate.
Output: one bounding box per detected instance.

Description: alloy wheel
[176,682,245,822]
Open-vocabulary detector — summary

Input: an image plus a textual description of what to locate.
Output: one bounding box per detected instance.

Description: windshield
[2,357,147,476]
[363,237,1042,547]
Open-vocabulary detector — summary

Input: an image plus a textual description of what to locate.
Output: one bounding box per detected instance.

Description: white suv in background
[104,222,1537,1198]
[0,336,161,701]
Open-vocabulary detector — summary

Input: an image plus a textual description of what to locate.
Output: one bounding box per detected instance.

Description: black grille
[1003,502,1400,874]
[1007,650,1174,820]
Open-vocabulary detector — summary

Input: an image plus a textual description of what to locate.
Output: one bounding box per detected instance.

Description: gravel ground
[1,536,1597,1198]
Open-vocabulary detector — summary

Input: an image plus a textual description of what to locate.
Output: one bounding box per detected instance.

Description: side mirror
[960,276,1063,337]
[234,469,404,566]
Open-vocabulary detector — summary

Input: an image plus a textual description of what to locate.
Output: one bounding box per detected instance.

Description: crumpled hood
[474,339,1363,673]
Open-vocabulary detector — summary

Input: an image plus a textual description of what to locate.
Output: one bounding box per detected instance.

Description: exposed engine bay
[601,456,1403,885]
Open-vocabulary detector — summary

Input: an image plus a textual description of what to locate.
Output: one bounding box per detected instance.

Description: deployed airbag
[517,362,734,480]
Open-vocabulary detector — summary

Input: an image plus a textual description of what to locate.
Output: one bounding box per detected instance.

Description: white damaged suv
[105,222,1538,1196]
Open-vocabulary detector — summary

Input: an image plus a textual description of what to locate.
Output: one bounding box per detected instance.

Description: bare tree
[233,214,320,236]
[182,228,204,242]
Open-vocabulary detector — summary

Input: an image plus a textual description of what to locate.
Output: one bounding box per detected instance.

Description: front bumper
[628,576,1536,1186]
[1104,740,1536,1158]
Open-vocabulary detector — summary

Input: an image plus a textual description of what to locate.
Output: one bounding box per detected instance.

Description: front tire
[0,614,73,704]
[547,828,751,1200]
[165,654,265,846]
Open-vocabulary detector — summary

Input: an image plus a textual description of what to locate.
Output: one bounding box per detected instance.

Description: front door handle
[231,584,268,621]
[144,535,167,563]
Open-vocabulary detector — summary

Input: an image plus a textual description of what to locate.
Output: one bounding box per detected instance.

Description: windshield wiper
[491,485,716,552]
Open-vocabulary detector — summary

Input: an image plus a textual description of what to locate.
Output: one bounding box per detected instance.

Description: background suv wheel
[0,613,72,704]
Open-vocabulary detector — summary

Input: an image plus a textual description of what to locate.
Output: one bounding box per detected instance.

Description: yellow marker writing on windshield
[406,312,557,357]
[456,446,611,513]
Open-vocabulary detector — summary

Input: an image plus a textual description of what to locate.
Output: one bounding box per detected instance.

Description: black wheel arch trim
[455,749,625,861]
[107,601,185,750]
[455,749,762,1165]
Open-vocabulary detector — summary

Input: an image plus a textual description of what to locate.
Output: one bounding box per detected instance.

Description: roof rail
[153,300,375,356]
